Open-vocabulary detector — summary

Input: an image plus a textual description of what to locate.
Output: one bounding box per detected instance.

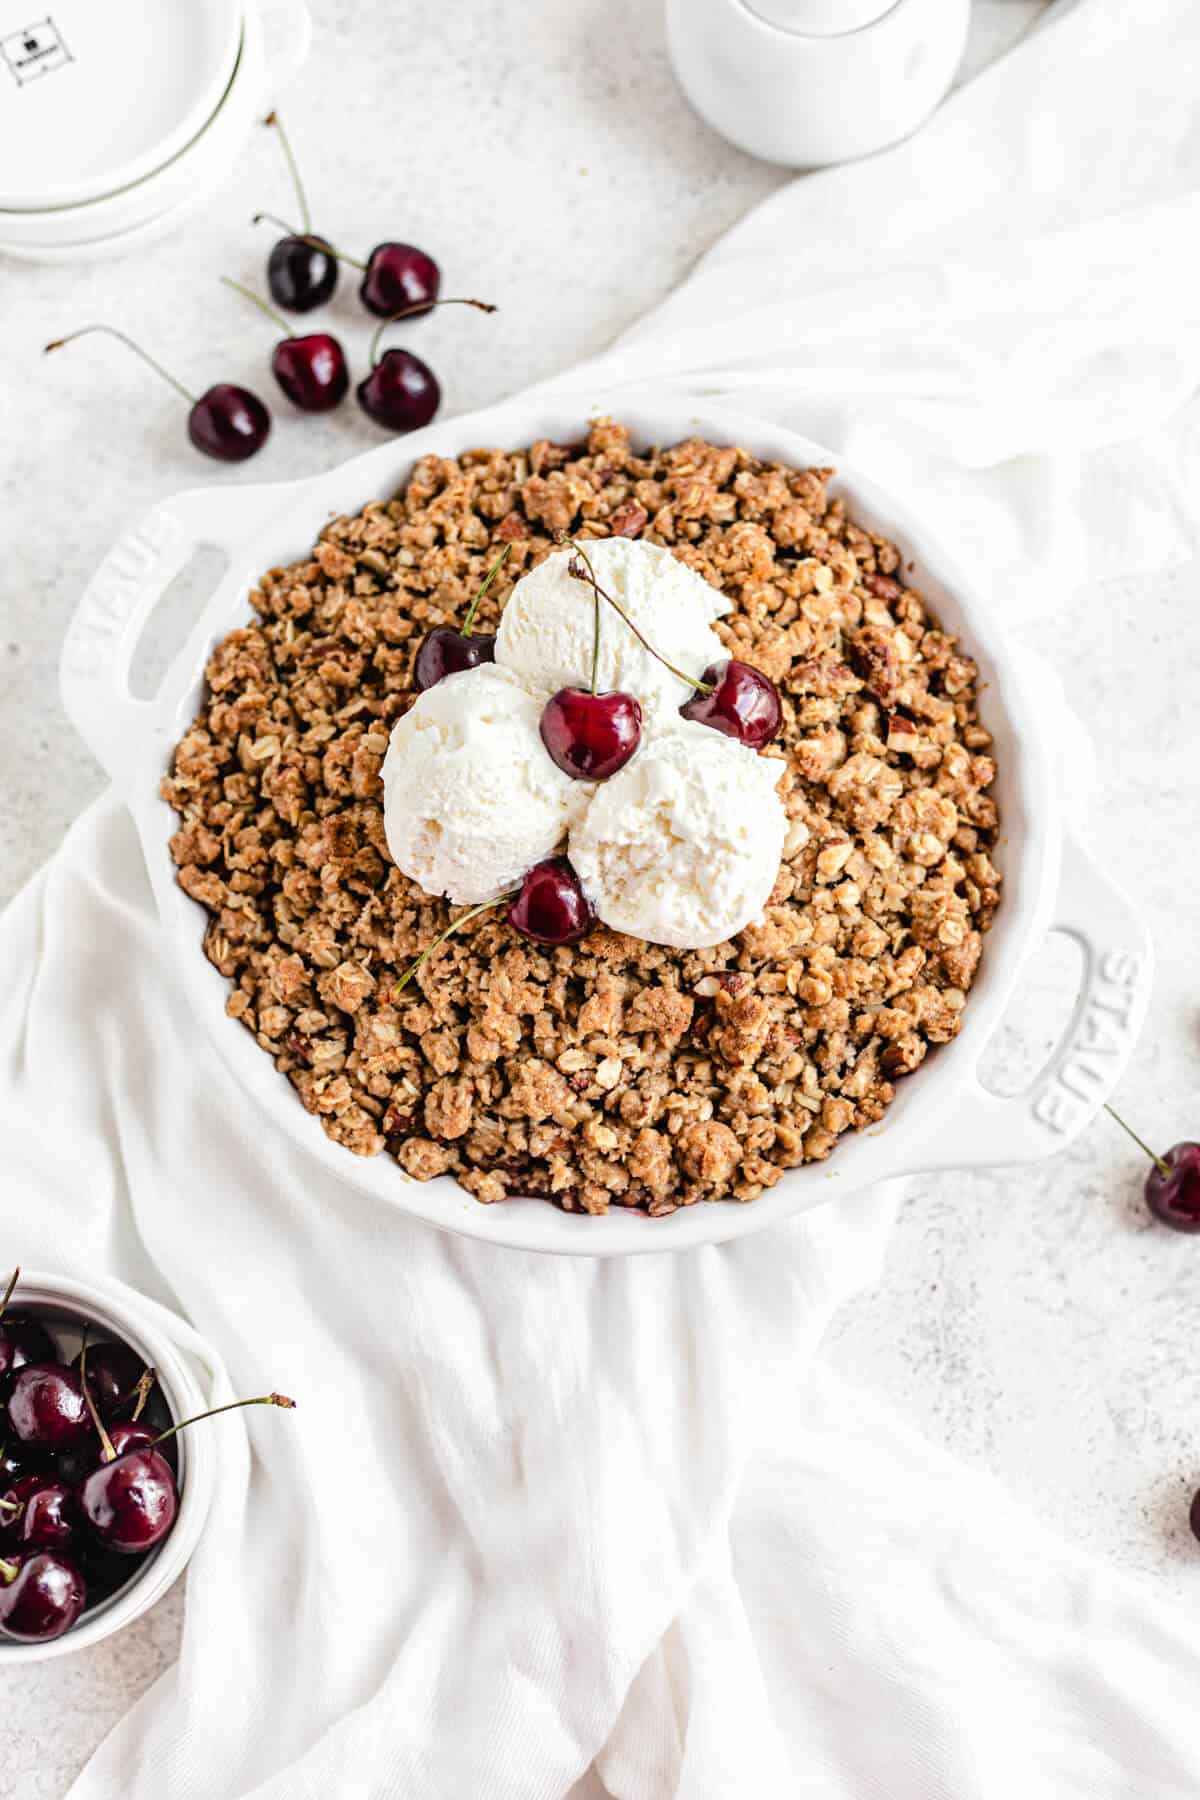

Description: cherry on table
[540,688,641,781]
[510,859,595,947]
[356,297,496,435]
[7,1364,91,1452]
[1106,1108,1200,1232]
[256,114,338,312]
[0,1550,86,1642]
[412,544,512,692]
[360,244,441,319]
[221,277,348,413]
[680,658,782,749]
[45,326,271,465]
[0,1473,79,1552]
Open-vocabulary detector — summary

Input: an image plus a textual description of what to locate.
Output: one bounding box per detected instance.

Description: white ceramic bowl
[0,1270,216,1662]
[59,394,1154,1257]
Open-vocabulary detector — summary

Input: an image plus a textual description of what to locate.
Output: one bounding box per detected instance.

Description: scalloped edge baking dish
[59,393,1153,1255]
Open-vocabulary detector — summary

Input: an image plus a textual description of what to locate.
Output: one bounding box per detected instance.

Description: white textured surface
[8,1,1200,1795]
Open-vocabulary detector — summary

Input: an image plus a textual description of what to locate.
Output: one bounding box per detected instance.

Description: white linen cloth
[5,0,1200,1792]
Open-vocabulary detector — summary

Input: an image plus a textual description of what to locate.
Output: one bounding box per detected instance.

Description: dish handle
[910,832,1153,1170]
[59,486,276,787]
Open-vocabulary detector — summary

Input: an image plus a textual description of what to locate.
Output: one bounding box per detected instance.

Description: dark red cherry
[413,626,495,690]
[1,1474,79,1551]
[0,1313,56,1387]
[258,116,338,310]
[271,333,348,413]
[80,1540,142,1606]
[680,658,782,749]
[7,1364,91,1451]
[188,384,271,462]
[0,1444,29,1483]
[1145,1143,1200,1232]
[267,234,337,312]
[80,1449,177,1554]
[509,859,595,947]
[356,349,440,433]
[360,244,440,319]
[71,1341,146,1421]
[0,1549,86,1641]
[540,688,641,781]
[45,327,271,465]
[105,1421,158,1460]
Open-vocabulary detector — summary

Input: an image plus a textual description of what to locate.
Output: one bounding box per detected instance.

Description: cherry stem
[392,893,517,998]
[0,1498,20,1516]
[78,1328,116,1465]
[563,538,712,696]
[146,1393,296,1454]
[251,213,367,271]
[0,1558,16,1584]
[220,276,290,337]
[0,1267,19,1327]
[263,110,311,235]
[130,1369,156,1424]
[369,299,498,369]
[44,326,196,406]
[461,543,512,634]
[1104,1104,1171,1177]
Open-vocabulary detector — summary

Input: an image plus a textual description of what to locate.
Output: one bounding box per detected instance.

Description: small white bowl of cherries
[0,1267,292,1657]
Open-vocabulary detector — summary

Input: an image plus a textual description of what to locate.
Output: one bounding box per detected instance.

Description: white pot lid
[0,0,242,211]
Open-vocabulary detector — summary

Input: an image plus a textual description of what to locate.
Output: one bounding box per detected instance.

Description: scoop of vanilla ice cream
[569,721,786,950]
[382,664,589,905]
[494,538,729,721]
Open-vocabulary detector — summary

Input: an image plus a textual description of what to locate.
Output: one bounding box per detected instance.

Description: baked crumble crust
[162,420,1001,1215]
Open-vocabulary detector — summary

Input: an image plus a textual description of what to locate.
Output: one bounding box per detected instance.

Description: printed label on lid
[2,15,71,85]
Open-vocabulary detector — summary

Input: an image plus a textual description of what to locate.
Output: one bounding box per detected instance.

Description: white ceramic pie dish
[59,394,1153,1256]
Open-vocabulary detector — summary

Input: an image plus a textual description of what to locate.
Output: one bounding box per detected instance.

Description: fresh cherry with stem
[1105,1106,1200,1232]
[561,539,782,751]
[80,1392,295,1554]
[0,1473,80,1552]
[7,1364,91,1452]
[44,327,271,463]
[221,277,349,413]
[413,544,511,691]
[0,1268,55,1389]
[257,113,338,312]
[392,860,595,996]
[69,1340,148,1423]
[541,541,641,780]
[509,858,595,945]
[356,298,496,434]
[0,1550,86,1642]
[680,658,782,750]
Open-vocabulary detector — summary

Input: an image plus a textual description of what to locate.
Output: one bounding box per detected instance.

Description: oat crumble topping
[162,421,1001,1216]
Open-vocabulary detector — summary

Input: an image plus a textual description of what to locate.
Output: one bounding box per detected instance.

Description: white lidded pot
[0,0,311,261]
[665,0,970,168]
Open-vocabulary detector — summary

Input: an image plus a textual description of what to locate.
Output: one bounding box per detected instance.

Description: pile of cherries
[0,1270,292,1643]
[395,538,784,984]
[44,113,494,463]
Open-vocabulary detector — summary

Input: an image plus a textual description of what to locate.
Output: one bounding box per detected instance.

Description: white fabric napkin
[5,0,1200,1793]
